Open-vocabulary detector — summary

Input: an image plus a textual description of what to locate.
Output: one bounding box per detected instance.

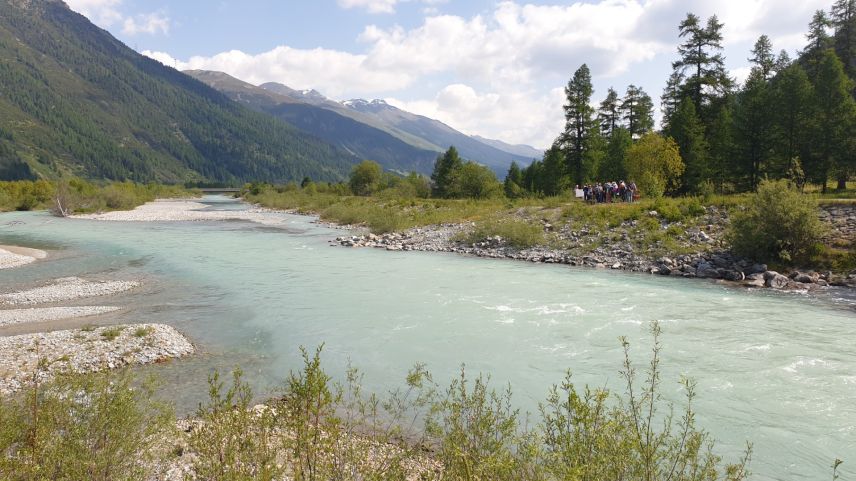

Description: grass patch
[101,327,124,342]
[133,326,154,338]
[459,218,547,248]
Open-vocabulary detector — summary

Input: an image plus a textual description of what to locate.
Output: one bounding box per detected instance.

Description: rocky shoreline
[332,209,856,292]
[0,324,194,394]
[0,243,195,393]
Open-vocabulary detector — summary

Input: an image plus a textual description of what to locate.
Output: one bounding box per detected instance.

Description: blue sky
[67,0,834,149]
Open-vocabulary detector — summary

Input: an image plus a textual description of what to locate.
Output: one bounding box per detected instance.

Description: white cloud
[338,0,450,15]
[141,0,831,147]
[122,12,170,36]
[65,0,123,26]
[338,0,398,14]
[65,0,170,36]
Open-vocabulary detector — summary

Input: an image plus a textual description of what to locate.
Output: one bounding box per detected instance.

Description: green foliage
[560,64,597,185]
[0,179,196,214]
[668,98,710,193]
[0,370,173,481]
[462,218,547,249]
[625,134,685,198]
[728,179,828,263]
[189,368,282,481]
[432,147,465,198]
[452,162,503,200]
[349,160,383,196]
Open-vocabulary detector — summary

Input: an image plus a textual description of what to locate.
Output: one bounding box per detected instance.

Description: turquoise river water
[1,196,854,480]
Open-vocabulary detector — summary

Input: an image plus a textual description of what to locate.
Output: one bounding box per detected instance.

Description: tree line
[506,0,856,197]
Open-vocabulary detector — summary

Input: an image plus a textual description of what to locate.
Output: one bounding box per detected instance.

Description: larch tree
[749,35,776,80]
[810,50,856,192]
[597,88,621,138]
[801,10,834,81]
[430,146,463,198]
[672,13,731,119]
[832,0,856,81]
[561,64,596,185]
[668,97,710,193]
[770,63,814,179]
[621,85,654,138]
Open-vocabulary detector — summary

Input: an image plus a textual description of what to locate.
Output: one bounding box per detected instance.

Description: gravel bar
[0,277,140,306]
[0,323,194,394]
[0,306,121,326]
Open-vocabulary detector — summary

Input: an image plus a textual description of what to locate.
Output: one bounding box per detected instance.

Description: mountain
[0,0,356,183]
[338,99,536,175]
[258,82,539,175]
[471,135,543,160]
[258,82,440,152]
[187,71,439,174]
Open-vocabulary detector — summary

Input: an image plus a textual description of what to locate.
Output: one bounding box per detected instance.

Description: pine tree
[810,50,856,192]
[541,146,567,195]
[770,64,814,179]
[672,14,731,117]
[661,71,685,130]
[707,102,735,191]
[430,146,463,198]
[560,64,596,185]
[832,0,856,80]
[601,127,632,181]
[802,10,833,80]
[504,161,523,198]
[734,70,774,190]
[597,88,621,137]
[749,35,776,80]
[621,85,654,139]
[668,98,710,193]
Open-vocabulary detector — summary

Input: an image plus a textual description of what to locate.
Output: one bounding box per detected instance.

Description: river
[1,196,854,480]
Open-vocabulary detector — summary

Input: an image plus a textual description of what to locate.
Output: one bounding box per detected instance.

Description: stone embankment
[820,203,856,241]
[335,207,856,291]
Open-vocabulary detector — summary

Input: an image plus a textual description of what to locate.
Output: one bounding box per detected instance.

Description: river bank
[0,241,195,392]
[72,197,856,294]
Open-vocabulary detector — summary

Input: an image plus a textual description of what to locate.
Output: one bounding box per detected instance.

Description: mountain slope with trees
[0,0,357,183]
[185,70,440,175]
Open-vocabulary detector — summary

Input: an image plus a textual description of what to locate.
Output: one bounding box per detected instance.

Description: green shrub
[728,179,828,263]
[464,218,546,248]
[0,370,173,481]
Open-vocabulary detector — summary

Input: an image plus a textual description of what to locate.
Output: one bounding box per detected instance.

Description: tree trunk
[837,174,849,191]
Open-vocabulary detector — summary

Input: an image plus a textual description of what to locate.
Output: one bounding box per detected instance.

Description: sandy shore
[0,277,140,306]
[73,199,288,225]
[0,306,121,326]
[0,323,195,394]
[0,244,47,270]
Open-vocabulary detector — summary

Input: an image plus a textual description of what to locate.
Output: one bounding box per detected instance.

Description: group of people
[576,181,638,204]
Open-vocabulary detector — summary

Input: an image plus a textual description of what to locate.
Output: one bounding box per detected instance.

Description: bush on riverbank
[0,370,172,481]
[0,179,197,214]
[728,179,828,264]
[0,325,753,481]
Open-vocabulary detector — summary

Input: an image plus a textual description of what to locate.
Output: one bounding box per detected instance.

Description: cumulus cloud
[122,12,170,36]
[65,0,170,36]
[141,0,830,147]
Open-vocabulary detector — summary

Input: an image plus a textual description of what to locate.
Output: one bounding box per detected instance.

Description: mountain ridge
[0,0,357,183]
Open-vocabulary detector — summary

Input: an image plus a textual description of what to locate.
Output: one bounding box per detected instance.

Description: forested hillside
[0,0,356,183]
